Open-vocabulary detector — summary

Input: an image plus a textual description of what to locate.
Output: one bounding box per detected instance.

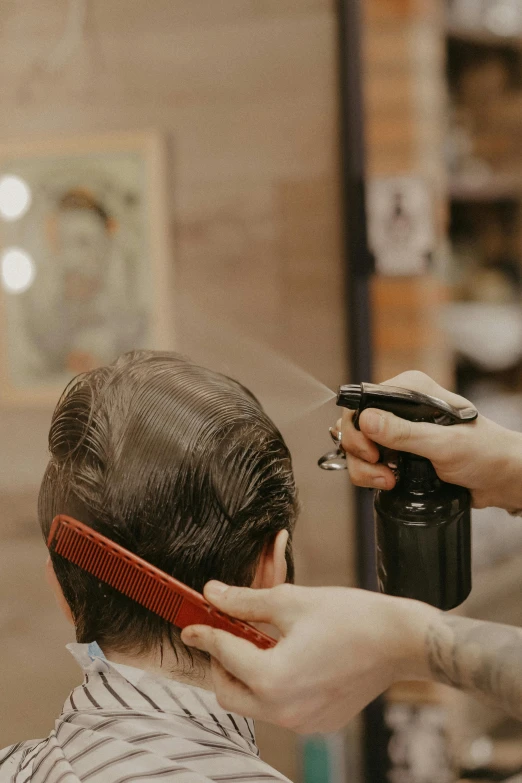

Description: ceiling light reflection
[0,175,32,221]
[484,0,522,35]
[1,247,36,294]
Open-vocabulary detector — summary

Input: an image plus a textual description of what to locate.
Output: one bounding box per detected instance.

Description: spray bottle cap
[400,454,439,488]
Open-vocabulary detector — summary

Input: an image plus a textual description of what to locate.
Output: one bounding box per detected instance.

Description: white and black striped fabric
[0,644,291,783]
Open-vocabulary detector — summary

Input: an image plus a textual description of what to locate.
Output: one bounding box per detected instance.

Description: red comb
[47,515,276,650]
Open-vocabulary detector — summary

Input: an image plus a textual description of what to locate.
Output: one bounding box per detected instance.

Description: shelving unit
[445,12,522,392]
[444,8,522,779]
[449,172,522,201]
[447,24,522,48]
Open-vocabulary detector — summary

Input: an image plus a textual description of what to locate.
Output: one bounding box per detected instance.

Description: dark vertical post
[337,2,389,781]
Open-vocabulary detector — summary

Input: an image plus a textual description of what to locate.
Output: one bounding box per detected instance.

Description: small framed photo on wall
[0,131,174,405]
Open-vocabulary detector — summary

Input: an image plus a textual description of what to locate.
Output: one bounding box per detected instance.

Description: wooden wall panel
[371,278,452,387]
[0,3,347,780]
[366,0,440,23]
[363,0,452,386]
[365,0,415,22]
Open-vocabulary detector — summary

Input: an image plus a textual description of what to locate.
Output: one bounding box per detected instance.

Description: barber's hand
[339,370,522,511]
[182,581,435,733]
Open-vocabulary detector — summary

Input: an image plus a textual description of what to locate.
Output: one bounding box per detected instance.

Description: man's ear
[46,556,75,626]
[251,529,289,589]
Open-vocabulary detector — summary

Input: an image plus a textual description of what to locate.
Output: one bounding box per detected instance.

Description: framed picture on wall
[0,131,174,405]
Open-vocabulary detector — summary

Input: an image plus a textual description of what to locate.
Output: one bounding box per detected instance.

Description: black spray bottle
[321,382,478,610]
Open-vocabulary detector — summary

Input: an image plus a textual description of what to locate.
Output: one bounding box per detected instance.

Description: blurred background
[1,1,522,782]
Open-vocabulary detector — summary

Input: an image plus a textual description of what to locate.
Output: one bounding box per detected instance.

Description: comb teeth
[47,515,276,650]
[51,521,183,620]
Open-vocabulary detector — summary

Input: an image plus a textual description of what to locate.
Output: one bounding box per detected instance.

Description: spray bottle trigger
[379,446,399,477]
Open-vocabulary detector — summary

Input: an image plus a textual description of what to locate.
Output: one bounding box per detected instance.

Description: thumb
[204,581,285,627]
[358,408,446,458]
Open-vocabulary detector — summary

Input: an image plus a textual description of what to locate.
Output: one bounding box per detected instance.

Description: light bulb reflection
[484,1,522,35]
[0,175,32,221]
[1,248,36,293]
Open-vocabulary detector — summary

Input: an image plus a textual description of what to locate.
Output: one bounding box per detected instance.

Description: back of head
[39,350,297,658]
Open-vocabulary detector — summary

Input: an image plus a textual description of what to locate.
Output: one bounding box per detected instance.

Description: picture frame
[0,130,174,406]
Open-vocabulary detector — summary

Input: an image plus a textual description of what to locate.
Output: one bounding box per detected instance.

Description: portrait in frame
[0,131,173,405]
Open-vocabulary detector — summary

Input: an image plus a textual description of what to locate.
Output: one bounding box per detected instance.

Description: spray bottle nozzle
[335,384,362,410]
[336,382,478,427]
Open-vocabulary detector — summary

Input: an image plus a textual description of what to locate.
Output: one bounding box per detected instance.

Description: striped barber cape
[0,643,291,783]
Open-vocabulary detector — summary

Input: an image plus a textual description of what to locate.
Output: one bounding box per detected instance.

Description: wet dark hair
[39,350,298,659]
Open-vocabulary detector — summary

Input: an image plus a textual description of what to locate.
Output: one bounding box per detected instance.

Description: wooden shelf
[447,23,522,49]
[449,173,522,201]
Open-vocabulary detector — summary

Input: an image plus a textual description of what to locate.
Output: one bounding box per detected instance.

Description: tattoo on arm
[426,614,522,718]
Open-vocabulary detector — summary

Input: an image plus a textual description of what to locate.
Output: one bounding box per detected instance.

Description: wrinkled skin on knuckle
[393,417,413,446]
[348,440,371,461]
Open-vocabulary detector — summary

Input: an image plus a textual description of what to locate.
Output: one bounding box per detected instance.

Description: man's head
[51,188,114,294]
[39,350,298,659]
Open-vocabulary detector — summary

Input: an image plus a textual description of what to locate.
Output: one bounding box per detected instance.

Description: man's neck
[105,644,214,691]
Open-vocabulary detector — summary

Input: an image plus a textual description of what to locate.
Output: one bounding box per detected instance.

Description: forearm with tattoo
[426,614,522,718]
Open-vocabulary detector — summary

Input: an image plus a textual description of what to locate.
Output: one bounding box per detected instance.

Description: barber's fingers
[201,582,295,630]
[384,371,471,410]
[357,408,447,458]
[209,659,264,719]
[346,454,396,490]
[334,415,380,464]
[181,625,268,686]
[210,658,315,732]
[336,373,472,462]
